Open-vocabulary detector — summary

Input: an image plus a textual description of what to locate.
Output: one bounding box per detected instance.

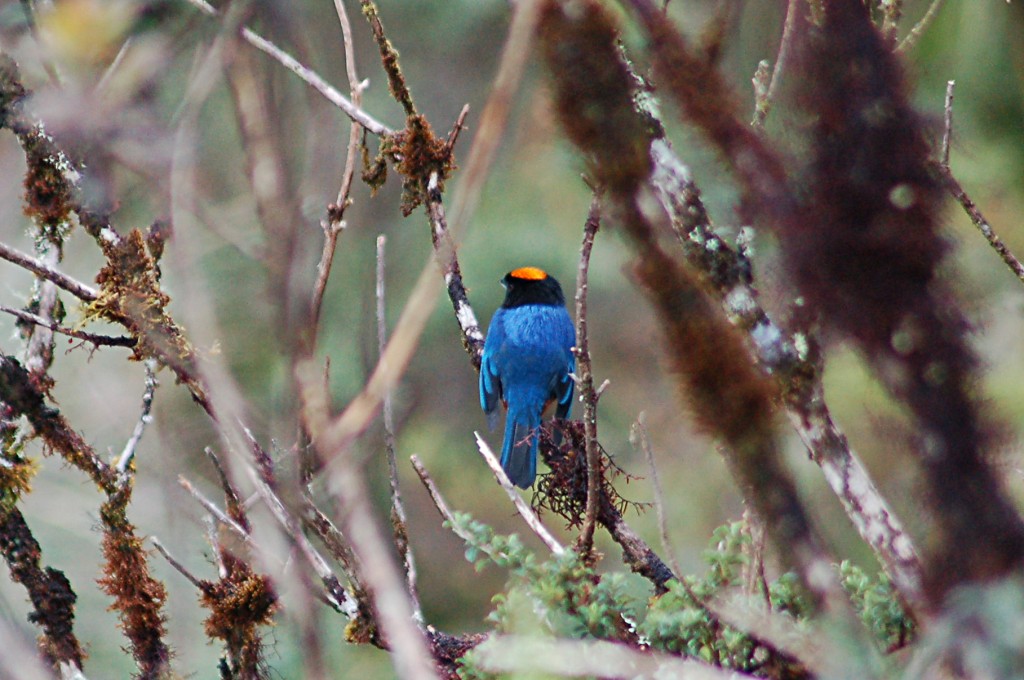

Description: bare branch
[376,235,422,624]
[204,447,251,532]
[301,497,368,601]
[942,79,954,167]
[22,244,61,380]
[178,476,250,541]
[751,0,800,127]
[0,242,98,301]
[0,306,135,348]
[308,0,366,342]
[300,375,438,680]
[247,469,360,619]
[572,194,602,555]
[151,537,204,590]
[182,0,392,136]
[474,433,565,555]
[411,454,458,528]
[631,412,680,579]
[897,0,946,53]
[934,164,1024,285]
[445,104,471,153]
[116,360,158,473]
[931,80,1024,286]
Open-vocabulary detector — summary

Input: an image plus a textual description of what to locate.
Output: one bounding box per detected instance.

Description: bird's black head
[500,267,566,308]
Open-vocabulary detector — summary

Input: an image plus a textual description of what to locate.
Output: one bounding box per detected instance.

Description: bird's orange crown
[509,266,548,281]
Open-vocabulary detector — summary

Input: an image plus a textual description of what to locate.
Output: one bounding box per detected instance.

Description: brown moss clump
[538,0,652,195]
[0,507,84,669]
[22,131,75,236]
[98,490,171,678]
[789,0,1024,601]
[363,115,454,216]
[85,229,197,374]
[200,552,279,678]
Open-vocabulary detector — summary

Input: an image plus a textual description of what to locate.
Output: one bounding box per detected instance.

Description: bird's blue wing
[554,311,576,419]
[480,312,505,430]
[554,355,575,419]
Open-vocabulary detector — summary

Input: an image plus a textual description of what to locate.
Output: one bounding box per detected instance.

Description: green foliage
[454,518,918,678]
[839,560,915,651]
[639,521,808,675]
[448,512,536,575]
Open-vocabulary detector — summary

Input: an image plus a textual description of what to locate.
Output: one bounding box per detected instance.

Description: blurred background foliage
[0,0,1022,676]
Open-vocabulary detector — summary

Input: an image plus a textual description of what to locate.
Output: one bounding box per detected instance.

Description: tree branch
[573,194,603,555]
[183,0,392,136]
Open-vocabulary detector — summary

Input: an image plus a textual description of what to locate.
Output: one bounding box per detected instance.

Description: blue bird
[480,267,576,488]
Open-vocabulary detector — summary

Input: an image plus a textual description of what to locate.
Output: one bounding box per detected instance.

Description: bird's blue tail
[501,406,541,488]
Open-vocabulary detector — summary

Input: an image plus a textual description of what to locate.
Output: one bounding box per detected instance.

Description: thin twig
[933,164,1024,285]
[204,447,250,532]
[411,455,457,527]
[301,497,366,598]
[574,194,602,555]
[751,0,799,127]
[151,537,204,590]
[182,0,392,136]
[308,0,368,345]
[0,306,135,348]
[631,412,680,578]
[333,0,360,89]
[474,433,565,555]
[301,378,438,680]
[0,242,98,301]
[116,360,158,473]
[376,235,422,624]
[411,455,524,567]
[897,0,946,53]
[247,469,360,618]
[941,80,954,168]
[240,424,275,486]
[178,476,250,540]
[932,80,1024,285]
[95,37,133,93]
[445,104,471,153]
[22,243,61,380]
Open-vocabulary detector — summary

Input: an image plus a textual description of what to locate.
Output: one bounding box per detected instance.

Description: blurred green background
[0,0,1023,676]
